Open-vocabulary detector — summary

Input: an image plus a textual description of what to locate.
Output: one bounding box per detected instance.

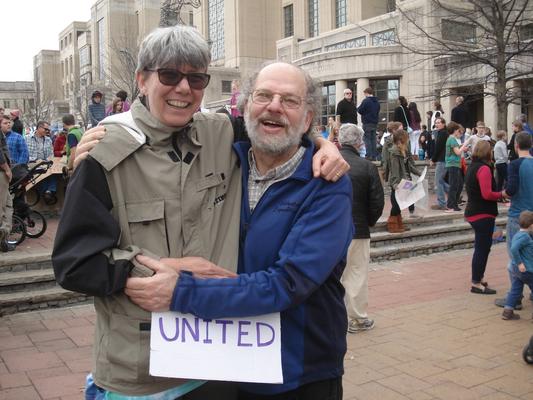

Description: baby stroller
[523,336,533,364]
[7,161,53,245]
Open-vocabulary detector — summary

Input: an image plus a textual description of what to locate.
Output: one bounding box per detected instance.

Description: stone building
[33,50,69,127]
[276,0,533,131]
[0,81,35,129]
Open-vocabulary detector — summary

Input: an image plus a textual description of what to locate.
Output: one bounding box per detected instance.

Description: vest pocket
[125,199,169,255]
[106,312,153,383]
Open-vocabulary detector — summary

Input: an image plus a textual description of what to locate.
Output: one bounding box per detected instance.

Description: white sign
[395,167,428,210]
[150,312,283,383]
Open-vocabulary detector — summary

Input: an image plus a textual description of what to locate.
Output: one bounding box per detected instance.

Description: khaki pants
[0,172,12,237]
[340,238,370,321]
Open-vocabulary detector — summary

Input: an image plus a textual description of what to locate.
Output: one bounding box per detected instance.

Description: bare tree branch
[393,0,533,130]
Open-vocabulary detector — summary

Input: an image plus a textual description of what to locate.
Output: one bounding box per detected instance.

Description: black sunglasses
[43,128,50,132]
[145,68,210,90]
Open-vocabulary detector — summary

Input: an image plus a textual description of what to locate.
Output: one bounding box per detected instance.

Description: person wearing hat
[10,109,23,135]
[88,90,106,127]
[464,121,492,154]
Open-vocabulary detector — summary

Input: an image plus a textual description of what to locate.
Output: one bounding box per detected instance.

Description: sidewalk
[2,246,532,399]
[3,196,530,399]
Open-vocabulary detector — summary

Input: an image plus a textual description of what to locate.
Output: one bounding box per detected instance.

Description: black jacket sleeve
[231,116,249,143]
[431,131,448,163]
[52,156,132,296]
[367,164,385,227]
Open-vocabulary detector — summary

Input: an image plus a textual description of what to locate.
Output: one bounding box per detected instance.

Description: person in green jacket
[62,113,83,171]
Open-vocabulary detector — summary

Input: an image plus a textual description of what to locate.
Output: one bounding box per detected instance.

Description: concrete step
[370,232,506,263]
[0,269,57,293]
[0,252,52,273]
[371,206,509,233]
[0,287,90,316]
[371,217,507,248]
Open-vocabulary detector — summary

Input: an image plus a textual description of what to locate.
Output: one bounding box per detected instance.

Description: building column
[507,80,522,133]
[335,80,348,105]
[441,89,455,122]
[483,82,498,133]
[356,78,369,109]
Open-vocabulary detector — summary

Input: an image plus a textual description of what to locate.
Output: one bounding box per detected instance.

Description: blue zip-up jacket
[510,231,533,273]
[171,139,354,395]
[506,157,533,218]
[357,96,380,125]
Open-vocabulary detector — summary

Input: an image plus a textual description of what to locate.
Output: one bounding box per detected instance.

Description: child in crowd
[502,210,533,320]
[418,124,430,160]
[494,130,508,191]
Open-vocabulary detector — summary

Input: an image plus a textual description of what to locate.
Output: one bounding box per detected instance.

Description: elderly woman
[53,25,347,400]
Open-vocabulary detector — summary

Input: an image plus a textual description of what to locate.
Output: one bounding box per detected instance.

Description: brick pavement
[3,195,530,399]
[2,244,533,399]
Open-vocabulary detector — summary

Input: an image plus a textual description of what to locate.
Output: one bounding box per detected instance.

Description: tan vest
[89,101,242,395]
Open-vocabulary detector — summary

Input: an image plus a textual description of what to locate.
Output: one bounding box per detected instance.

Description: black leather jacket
[340,145,385,239]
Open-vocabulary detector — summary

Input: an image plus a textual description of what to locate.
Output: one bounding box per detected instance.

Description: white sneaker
[347,318,375,333]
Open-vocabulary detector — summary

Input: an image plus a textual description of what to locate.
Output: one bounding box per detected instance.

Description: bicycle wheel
[24,210,47,238]
[25,190,40,207]
[7,215,26,245]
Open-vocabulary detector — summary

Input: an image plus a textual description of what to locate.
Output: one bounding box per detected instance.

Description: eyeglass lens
[156,69,210,89]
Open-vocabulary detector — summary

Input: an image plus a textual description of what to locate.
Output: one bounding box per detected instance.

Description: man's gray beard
[244,112,305,155]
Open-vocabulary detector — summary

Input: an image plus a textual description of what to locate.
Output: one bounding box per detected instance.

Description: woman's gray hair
[238,61,321,134]
[339,123,364,148]
[136,25,211,74]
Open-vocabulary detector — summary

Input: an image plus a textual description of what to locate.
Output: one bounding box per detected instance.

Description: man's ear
[303,111,314,133]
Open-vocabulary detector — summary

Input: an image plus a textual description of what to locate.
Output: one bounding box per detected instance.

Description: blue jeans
[505,270,533,309]
[446,166,463,210]
[435,162,449,207]
[36,176,57,193]
[363,124,377,159]
[507,216,521,275]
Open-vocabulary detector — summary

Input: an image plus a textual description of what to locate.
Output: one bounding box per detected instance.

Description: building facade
[194,0,282,109]
[0,81,35,114]
[277,0,533,132]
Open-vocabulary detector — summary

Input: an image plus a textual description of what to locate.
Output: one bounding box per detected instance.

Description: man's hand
[312,137,349,182]
[429,160,435,167]
[518,263,526,273]
[73,126,106,169]
[161,256,237,279]
[124,255,179,312]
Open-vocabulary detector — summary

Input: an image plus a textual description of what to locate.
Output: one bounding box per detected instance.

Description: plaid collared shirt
[26,133,53,162]
[247,146,306,211]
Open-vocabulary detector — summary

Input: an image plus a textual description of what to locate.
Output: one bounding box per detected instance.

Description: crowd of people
[0,105,99,252]
[323,75,533,323]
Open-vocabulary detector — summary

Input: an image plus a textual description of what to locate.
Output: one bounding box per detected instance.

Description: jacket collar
[234,135,315,182]
[129,99,194,148]
[340,144,360,157]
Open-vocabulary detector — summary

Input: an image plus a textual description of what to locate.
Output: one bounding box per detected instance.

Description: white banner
[395,166,428,210]
[150,312,283,383]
